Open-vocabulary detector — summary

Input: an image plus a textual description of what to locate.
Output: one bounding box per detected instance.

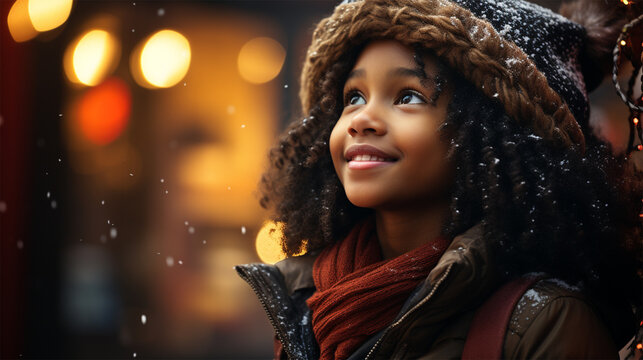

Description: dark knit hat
[299,0,622,153]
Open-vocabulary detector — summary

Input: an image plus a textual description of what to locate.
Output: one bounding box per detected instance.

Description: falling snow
[101,200,105,205]
[51,200,57,209]
[17,240,24,249]
[133,353,137,358]
[129,173,134,177]
[110,228,118,239]
[452,0,589,122]
[0,201,6,213]
[160,178,165,183]
[157,8,165,16]
[241,226,246,235]
[141,314,147,324]
[284,84,289,88]
[46,191,51,198]
[178,260,183,265]
[188,226,195,234]
[241,124,246,128]
[166,256,175,267]
[227,105,236,115]
[524,289,544,304]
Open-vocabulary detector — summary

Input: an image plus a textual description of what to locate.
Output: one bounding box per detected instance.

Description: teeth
[351,155,388,161]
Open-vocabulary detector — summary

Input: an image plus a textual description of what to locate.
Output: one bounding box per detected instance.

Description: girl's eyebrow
[345,67,430,84]
[346,68,365,81]
[388,67,424,80]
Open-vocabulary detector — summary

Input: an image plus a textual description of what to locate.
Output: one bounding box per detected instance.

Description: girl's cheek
[328,122,345,175]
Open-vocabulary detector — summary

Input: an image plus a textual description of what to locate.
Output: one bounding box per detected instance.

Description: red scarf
[306,218,449,360]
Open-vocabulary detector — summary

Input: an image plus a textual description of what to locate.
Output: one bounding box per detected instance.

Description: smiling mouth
[344,144,398,163]
[344,144,398,170]
[348,154,395,162]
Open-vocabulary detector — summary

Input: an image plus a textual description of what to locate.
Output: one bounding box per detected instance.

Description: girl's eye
[395,90,426,105]
[344,90,366,106]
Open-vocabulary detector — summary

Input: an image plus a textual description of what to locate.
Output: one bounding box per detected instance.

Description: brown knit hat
[299,0,610,153]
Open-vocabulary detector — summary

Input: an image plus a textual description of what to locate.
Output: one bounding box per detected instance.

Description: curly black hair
[259,42,642,341]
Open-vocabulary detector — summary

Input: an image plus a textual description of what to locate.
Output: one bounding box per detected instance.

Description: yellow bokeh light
[139,30,191,88]
[255,221,305,264]
[255,221,287,264]
[237,37,286,84]
[7,0,38,42]
[66,30,120,86]
[28,0,73,32]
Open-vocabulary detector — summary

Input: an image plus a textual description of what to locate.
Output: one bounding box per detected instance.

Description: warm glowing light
[28,0,73,32]
[634,118,640,125]
[620,40,627,46]
[638,144,643,151]
[7,0,38,42]
[255,221,305,264]
[67,30,120,86]
[255,221,286,264]
[637,343,643,350]
[76,78,131,145]
[139,30,191,88]
[237,37,286,84]
[621,0,629,4]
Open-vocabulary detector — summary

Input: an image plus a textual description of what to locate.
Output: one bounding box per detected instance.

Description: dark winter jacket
[236,223,619,359]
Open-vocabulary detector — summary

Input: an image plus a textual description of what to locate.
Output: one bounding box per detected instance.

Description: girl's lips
[344,144,397,162]
[344,144,398,170]
[347,160,394,170]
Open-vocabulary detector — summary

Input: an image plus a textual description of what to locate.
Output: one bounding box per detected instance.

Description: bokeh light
[7,0,38,42]
[27,0,73,32]
[138,29,191,88]
[237,37,285,84]
[255,221,305,264]
[65,29,120,86]
[76,77,131,145]
[255,221,287,264]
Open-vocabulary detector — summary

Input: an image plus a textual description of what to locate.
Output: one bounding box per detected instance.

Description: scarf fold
[306,218,449,360]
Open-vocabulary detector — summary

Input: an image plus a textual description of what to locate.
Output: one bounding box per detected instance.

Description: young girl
[236,0,642,358]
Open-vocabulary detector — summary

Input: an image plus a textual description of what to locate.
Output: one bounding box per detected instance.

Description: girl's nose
[347,103,387,137]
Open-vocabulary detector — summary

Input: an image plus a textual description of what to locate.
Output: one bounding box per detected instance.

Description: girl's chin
[345,194,384,209]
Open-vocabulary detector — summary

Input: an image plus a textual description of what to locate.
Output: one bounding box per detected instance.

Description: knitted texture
[299,0,588,152]
[306,218,449,360]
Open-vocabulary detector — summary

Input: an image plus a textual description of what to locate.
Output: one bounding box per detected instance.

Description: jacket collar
[275,221,499,303]
[274,253,317,296]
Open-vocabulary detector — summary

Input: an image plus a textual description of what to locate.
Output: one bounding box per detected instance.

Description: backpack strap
[462,276,541,360]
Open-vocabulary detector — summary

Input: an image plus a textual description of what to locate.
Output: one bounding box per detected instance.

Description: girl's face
[329,40,454,211]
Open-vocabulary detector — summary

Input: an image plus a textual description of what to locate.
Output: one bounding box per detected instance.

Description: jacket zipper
[236,267,297,360]
[364,264,454,360]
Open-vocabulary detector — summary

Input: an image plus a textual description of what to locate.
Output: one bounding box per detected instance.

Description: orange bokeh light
[76,78,131,145]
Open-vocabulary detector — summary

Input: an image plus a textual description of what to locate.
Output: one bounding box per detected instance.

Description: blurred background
[1,0,640,359]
